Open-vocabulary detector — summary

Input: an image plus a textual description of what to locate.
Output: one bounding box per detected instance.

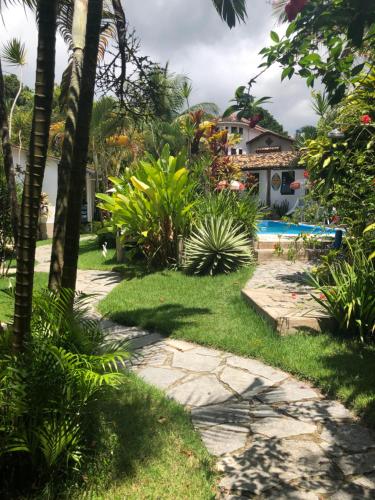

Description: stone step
[241,288,334,335]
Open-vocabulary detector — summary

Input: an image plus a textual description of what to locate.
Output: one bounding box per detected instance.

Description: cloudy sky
[0,0,318,135]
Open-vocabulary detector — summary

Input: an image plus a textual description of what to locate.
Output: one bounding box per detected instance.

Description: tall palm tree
[1,38,27,139]
[49,0,88,290]
[13,0,58,352]
[0,56,19,242]
[61,0,103,292]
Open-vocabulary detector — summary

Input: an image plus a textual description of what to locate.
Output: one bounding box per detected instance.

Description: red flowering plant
[360,114,372,125]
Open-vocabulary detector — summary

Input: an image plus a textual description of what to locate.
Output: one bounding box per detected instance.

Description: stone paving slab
[242,261,335,334]
[34,245,375,498]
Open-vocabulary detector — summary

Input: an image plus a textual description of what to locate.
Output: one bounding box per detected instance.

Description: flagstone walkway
[35,245,375,498]
[242,261,333,334]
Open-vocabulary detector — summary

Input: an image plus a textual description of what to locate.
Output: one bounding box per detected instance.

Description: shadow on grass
[317,336,375,426]
[80,375,215,497]
[108,303,212,336]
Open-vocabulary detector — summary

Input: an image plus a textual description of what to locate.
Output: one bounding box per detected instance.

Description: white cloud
[0,0,318,135]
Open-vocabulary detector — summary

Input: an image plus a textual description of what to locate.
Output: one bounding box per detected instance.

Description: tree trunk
[0,57,19,243]
[13,0,58,352]
[61,0,103,291]
[49,0,88,290]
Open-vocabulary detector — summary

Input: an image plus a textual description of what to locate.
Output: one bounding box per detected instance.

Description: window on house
[225,126,229,130]
[230,148,237,155]
[281,171,295,195]
[231,126,238,134]
[239,149,243,155]
[239,127,243,135]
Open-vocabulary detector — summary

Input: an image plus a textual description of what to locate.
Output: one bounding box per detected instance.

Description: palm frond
[1,38,26,66]
[212,0,247,28]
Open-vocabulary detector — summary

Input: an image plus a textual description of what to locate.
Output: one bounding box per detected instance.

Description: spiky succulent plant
[183,216,253,276]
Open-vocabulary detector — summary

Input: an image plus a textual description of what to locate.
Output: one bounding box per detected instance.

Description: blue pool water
[258,220,337,236]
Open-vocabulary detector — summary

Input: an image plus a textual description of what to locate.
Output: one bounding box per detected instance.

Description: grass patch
[68,373,216,499]
[0,272,48,322]
[36,238,53,247]
[99,266,375,427]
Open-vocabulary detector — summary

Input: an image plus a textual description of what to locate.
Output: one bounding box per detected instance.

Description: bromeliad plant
[97,145,195,266]
[309,244,375,342]
[183,215,253,276]
[0,289,128,496]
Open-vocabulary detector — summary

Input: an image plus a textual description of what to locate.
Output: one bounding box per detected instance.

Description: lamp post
[327,128,345,140]
[327,128,345,244]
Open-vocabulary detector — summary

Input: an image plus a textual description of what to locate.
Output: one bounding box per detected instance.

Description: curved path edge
[35,245,375,499]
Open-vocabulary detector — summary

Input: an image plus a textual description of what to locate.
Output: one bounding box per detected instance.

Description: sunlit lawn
[99,266,375,427]
[0,272,48,323]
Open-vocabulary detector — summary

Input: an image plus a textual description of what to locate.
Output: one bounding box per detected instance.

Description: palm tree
[13,0,58,352]
[61,0,104,291]
[1,38,27,139]
[49,0,89,290]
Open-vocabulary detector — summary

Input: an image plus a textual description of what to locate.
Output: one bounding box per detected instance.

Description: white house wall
[270,168,305,209]
[245,168,305,210]
[12,146,95,237]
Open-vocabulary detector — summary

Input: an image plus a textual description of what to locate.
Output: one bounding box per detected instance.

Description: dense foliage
[263,0,375,104]
[310,244,375,342]
[97,145,195,266]
[300,70,375,236]
[0,289,128,497]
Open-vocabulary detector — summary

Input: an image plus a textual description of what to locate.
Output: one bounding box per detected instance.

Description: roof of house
[246,130,295,145]
[218,113,268,132]
[233,151,301,170]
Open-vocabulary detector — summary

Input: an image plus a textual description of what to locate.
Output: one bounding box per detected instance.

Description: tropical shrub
[272,200,289,219]
[195,190,263,240]
[300,70,375,236]
[0,289,128,496]
[97,145,195,266]
[309,244,375,342]
[0,169,14,277]
[183,215,253,276]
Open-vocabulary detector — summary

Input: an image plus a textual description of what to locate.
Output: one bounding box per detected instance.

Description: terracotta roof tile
[231,151,301,170]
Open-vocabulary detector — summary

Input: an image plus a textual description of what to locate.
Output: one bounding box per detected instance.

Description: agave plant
[183,216,253,276]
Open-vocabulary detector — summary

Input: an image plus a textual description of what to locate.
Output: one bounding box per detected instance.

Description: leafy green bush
[309,244,375,342]
[195,190,263,239]
[183,215,253,275]
[272,200,289,219]
[97,145,195,266]
[0,289,128,496]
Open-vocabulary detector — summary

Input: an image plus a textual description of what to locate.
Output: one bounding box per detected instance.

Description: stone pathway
[34,245,375,498]
[242,261,333,334]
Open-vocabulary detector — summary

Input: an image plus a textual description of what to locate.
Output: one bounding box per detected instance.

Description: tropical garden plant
[0,288,128,497]
[309,243,375,342]
[97,145,195,266]
[183,215,253,276]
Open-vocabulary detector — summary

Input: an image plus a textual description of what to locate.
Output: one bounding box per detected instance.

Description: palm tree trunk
[49,0,88,290]
[0,57,19,243]
[61,0,103,291]
[13,0,58,352]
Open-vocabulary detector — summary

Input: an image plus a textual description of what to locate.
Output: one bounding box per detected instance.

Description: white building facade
[12,146,96,238]
[218,115,305,210]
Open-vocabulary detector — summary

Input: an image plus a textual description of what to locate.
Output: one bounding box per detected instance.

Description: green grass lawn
[72,373,215,499]
[0,272,48,322]
[99,266,375,427]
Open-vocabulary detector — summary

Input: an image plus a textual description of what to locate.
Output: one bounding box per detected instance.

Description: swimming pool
[257,220,337,236]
